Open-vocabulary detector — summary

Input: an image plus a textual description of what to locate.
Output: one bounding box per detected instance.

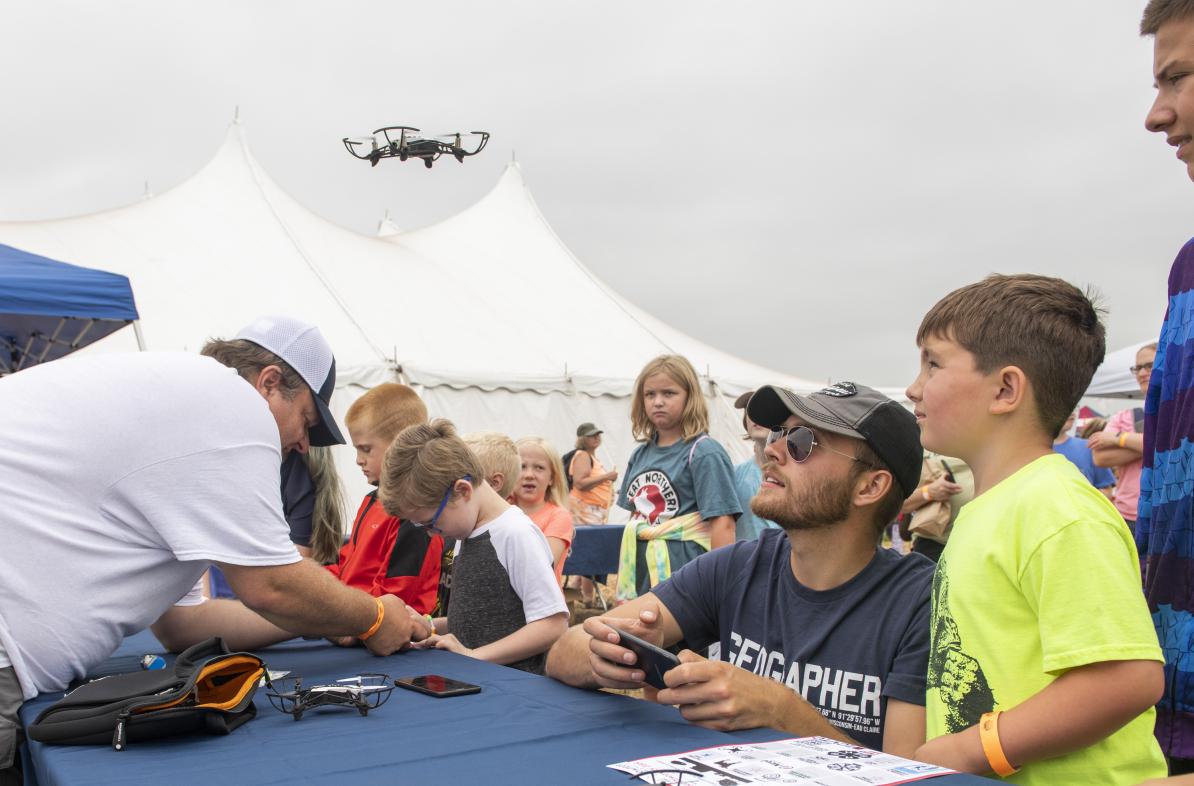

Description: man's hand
[654,650,792,731]
[360,594,414,656]
[583,604,666,689]
[406,609,434,642]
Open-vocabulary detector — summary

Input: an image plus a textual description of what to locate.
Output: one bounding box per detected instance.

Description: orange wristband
[357,597,385,641]
[921,486,932,502]
[979,711,1018,777]
[1118,432,1129,448]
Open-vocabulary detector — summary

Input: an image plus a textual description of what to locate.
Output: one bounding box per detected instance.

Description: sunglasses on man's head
[766,425,868,466]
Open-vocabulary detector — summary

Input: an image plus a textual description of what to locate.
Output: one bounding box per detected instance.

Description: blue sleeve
[1092,465,1116,489]
[688,439,742,520]
[653,541,751,651]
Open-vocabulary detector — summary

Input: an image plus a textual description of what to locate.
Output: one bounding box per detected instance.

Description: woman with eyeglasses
[1089,342,1158,532]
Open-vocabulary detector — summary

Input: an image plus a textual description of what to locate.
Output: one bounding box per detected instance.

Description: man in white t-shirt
[0,316,419,784]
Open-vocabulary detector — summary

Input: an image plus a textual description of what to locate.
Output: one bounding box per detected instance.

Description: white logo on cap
[819,382,857,398]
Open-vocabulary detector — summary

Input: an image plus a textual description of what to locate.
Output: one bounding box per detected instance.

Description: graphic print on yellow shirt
[927,556,994,732]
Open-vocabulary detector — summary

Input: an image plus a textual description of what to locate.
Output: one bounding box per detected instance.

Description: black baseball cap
[747,381,922,497]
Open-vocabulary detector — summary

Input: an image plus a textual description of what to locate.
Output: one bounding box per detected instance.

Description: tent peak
[376,208,402,237]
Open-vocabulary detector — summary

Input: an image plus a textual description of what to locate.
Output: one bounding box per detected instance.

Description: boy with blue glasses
[380,419,568,674]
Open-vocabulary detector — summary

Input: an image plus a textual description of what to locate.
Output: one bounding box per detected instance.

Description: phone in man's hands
[606,626,680,690]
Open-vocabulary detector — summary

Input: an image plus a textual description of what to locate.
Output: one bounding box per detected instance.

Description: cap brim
[309,394,345,447]
[745,386,793,429]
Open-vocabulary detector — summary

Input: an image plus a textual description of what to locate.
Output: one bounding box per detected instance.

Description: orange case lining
[135,656,263,714]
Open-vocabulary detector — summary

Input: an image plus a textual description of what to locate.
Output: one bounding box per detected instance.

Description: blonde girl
[616,355,740,600]
[514,437,575,586]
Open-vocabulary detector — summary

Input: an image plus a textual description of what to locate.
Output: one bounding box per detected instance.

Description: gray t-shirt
[447,507,568,674]
[617,434,741,523]
[653,529,934,751]
[617,433,742,594]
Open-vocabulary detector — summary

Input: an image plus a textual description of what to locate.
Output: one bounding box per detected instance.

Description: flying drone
[342,126,490,168]
[265,673,394,721]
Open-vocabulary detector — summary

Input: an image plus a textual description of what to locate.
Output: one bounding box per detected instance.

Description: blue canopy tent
[0,243,140,374]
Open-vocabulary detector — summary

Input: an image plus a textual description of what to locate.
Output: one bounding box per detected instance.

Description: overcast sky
[0,0,1187,388]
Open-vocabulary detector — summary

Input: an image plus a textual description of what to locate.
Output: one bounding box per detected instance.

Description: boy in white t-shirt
[380,419,568,673]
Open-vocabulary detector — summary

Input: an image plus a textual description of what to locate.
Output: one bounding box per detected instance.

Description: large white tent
[0,120,821,509]
[1086,340,1155,400]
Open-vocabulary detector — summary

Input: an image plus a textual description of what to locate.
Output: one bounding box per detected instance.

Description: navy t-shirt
[653,529,934,751]
[280,451,316,547]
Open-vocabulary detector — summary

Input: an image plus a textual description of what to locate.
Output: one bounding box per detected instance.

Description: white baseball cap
[235,315,345,447]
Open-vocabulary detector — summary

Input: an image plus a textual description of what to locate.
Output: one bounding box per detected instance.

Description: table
[562,524,623,579]
[20,631,996,786]
[562,524,624,611]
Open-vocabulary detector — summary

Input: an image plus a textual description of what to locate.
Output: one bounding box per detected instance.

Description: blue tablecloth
[562,524,623,578]
[20,631,995,785]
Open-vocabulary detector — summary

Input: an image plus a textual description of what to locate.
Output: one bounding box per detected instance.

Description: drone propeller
[335,676,392,691]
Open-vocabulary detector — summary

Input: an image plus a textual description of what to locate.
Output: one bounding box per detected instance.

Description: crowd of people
[6,2,1194,785]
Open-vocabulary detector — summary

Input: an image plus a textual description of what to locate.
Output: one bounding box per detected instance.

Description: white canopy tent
[0,120,822,512]
[1085,339,1156,400]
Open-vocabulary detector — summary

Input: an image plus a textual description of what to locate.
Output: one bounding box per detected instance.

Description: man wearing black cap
[0,315,420,770]
[547,382,935,756]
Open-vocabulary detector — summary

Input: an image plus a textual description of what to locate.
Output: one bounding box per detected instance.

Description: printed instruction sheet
[609,736,956,785]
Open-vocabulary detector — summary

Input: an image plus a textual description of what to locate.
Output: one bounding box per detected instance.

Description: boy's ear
[456,477,475,501]
[486,472,505,492]
[988,365,1028,416]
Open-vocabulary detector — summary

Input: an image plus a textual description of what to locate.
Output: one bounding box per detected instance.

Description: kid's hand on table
[423,633,472,656]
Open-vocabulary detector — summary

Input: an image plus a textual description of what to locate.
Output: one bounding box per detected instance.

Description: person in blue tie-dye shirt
[1139,0,1194,776]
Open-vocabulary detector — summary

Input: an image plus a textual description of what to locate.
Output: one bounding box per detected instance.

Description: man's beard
[750,466,853,531]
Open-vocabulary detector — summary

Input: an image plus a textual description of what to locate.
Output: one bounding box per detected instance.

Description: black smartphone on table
[608,626,680,690]
[394,674,481,698]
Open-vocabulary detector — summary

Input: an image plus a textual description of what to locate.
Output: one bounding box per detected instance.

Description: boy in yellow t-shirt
[906,274,1165,785]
